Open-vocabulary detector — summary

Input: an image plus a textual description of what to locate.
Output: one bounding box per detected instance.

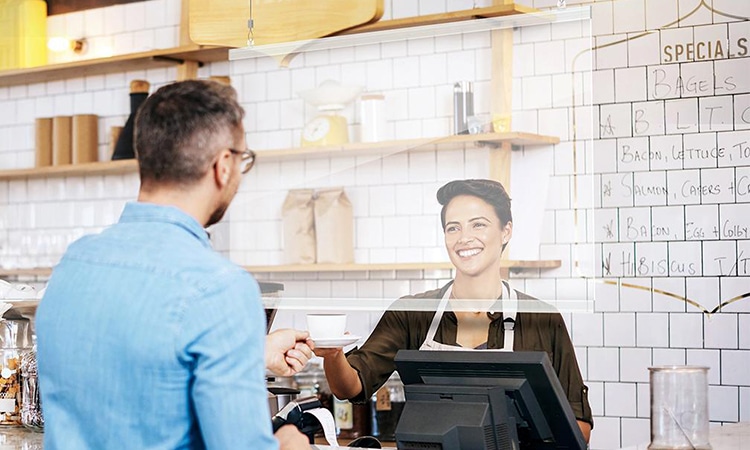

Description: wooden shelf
[338,4,538,35]
[245,260,561,273]
[0,132,557,180]
[0,268,53,277]
[255,132,558,161]
[0,4,551,89]
[0,45,229,88]
[0,159,137,181]
[0,260,560,279]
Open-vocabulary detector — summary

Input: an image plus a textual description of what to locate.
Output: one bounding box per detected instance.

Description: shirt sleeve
[346,308,418,403]
[179,269,278,449]
[548,313,594,428]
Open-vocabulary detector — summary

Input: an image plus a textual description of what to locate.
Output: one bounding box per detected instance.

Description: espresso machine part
[268,386,300,417]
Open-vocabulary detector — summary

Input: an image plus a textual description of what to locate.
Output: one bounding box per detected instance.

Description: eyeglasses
[228,148,257,174]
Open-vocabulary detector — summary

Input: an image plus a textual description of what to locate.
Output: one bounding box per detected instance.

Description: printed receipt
[306,408,339,447]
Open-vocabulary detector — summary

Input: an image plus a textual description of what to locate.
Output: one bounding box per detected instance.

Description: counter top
[0,427,43,449]
[0,428,389,450]
[619,422,750,450]
[5,423,747,449]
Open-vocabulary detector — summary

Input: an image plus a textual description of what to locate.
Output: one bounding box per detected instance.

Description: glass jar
[334,395,370,440]
[0,318,32,427]
[20,347,42,431]
[649,366,710,449]
[370,372,405,441]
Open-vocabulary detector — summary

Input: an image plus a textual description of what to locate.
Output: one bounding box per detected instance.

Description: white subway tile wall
[1,1,749,448]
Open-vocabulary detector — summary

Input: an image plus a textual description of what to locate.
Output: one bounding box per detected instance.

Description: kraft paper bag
[52,116,72,166]
[34,118,53,167]
[282,189,317,264]
[314,187,354,264]
[72,114,99,164]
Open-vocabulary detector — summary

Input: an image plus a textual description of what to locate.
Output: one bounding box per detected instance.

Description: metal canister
[453,81,474,135]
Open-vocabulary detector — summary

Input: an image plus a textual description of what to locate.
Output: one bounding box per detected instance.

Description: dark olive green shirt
[346,283,594,427]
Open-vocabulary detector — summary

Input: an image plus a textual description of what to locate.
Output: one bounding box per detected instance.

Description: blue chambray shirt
[36,202,278,450]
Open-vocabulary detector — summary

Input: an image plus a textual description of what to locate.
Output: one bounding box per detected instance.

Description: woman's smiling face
[443,194,512,278]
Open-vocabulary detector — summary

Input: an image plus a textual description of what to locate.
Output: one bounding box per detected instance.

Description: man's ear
[213,150,232,187]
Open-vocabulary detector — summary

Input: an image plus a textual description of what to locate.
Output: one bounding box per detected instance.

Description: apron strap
[501,280,517,351]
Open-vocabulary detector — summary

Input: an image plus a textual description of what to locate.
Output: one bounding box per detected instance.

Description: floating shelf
[255,132,558,161]
[0,3,569,89]
[0,268,53,277]
[245,260,560,273]
[0,132,558,180]
[338,4,538,35]
[0,45,229,88]
[0,260,561,279]
[0,159,137,181]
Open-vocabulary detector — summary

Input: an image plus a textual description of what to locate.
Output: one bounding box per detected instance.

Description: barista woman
[315,179,593,442]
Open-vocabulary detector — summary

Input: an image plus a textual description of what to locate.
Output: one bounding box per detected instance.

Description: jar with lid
[0,318,32,426]
[370,372,405,441]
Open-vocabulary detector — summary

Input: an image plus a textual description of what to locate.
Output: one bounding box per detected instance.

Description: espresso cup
[306,314,346,339]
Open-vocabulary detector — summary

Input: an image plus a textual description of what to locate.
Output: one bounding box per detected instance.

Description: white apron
[419,280,518,352]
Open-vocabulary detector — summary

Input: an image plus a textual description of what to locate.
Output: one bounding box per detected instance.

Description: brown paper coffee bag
[314,187,354,264]
[282,189,317,264]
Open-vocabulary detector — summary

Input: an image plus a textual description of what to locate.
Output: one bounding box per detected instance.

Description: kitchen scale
[298,80,362,147]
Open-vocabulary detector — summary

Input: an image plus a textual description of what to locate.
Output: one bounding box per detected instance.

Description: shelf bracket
[152,55,205,68]
[476,139,502,149]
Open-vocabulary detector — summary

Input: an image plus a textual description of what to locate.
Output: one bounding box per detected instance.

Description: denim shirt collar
[119,202,211,248]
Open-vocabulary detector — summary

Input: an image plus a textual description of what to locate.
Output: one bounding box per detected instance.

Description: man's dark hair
[134,79,245,186]
[437,179,513,229]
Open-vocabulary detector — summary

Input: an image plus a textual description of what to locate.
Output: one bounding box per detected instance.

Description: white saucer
[312,335,361,348]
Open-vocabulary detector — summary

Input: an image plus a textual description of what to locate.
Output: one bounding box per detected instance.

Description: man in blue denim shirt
[37,80,312,449]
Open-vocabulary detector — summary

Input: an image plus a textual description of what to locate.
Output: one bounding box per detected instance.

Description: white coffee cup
[306,314,346,339]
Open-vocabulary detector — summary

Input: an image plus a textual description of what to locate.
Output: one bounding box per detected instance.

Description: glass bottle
[0,318,32,426]
[20,346,42,431]
[112,80,150,160]
[334,395,370,440]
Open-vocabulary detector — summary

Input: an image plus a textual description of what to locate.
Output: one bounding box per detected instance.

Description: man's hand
[275,424,310,450]
[266,329,314,377]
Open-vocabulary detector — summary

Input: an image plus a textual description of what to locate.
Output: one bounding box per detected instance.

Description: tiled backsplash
[1,1,749,449]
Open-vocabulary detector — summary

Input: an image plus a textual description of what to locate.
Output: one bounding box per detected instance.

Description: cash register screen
[393,350,586,450]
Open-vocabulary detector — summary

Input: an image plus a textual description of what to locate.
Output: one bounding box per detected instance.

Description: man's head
[134,80,248,226]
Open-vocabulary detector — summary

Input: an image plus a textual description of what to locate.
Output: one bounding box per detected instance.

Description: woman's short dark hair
[134,79,245,186]
[437,179,513,229]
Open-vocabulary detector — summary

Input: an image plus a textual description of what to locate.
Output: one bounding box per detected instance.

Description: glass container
[20,347,42,431]
[649,366,711,449]
[0,319,32,426]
